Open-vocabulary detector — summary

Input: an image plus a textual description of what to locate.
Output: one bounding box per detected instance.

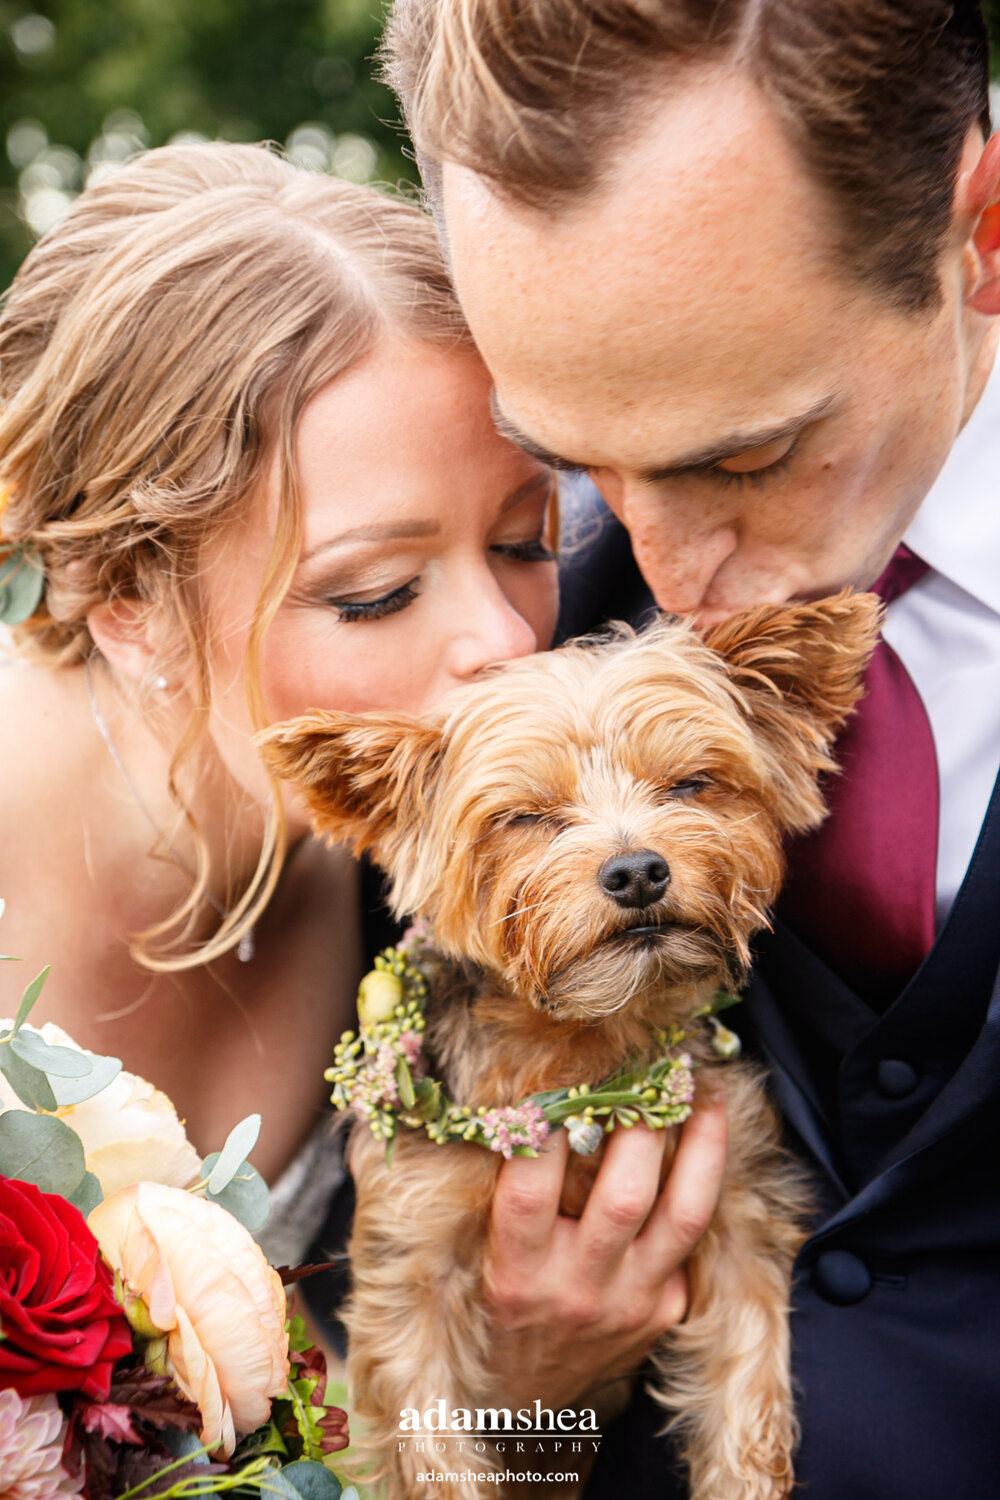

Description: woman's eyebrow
[501,470,554,511]
[301,519,440,563]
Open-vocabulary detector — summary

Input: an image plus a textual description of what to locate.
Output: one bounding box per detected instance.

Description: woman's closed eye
[491,534,556,564]
[328,578,421,623]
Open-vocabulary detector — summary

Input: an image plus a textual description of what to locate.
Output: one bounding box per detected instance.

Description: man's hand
[482,1095,729,1414]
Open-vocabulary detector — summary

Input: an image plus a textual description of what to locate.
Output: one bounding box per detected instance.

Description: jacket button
[812,1250,872,1306]
[876,1059,919,1098]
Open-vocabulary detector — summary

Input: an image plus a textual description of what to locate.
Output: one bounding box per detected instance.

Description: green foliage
[201,1147,270,1232]
[50,1049,122,1106]
[13,963,48,1029]
[0,547,45,626]
[0,1030,57,1108]
[275,1462,343,1500]
[68,1166,102,1214]
[0,0,416,290]
[207,1112,261,1194]
[11,1024,92,1075]
[0,1105,85,1194]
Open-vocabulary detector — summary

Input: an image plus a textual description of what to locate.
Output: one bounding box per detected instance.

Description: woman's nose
[446,575,539,681]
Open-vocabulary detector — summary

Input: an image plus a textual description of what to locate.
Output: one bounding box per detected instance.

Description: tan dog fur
[261,593,879,1500]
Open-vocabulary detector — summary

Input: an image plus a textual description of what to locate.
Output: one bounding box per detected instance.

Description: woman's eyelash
[324,532,553,621]
[332,579,420,622]
[491,537,557,563]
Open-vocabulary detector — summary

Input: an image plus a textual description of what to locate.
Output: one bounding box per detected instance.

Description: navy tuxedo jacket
[560,509,1000,1500]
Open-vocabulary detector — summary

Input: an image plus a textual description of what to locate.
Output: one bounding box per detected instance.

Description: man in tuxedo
[379,1,1000,1493]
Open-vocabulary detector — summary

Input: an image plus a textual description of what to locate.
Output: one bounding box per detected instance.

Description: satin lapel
[741,973,850,1199]
[810,960,1000,1245]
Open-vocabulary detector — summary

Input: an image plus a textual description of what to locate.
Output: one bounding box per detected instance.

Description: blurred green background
[0,0,997,292]
[0,0,414,289]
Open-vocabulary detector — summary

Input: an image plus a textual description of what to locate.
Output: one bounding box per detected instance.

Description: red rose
[0,1174,132,1399]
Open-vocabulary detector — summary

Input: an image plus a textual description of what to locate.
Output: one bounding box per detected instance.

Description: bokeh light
[0,1,414,289]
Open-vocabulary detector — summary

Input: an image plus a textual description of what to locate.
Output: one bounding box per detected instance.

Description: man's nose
[447,577,539,680]
[610,481,739,615]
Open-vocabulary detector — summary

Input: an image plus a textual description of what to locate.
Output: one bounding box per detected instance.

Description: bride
[0,142,729,1481]
[0,140,558,1263]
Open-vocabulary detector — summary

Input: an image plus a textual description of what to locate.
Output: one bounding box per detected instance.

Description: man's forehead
[441,70,852,461]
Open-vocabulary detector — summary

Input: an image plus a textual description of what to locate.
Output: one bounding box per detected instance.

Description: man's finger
[575,1123,669,1281]
[633,1092,728,1283]
[490,1123,570,1266]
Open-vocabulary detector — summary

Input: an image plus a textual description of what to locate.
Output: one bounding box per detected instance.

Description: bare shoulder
[0,659,91,796]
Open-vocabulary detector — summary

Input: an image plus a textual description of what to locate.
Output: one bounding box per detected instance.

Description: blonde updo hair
[0,141,471,969]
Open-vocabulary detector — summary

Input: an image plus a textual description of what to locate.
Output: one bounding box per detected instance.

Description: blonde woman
[0,143,730,1466]
[0,141,559,1262]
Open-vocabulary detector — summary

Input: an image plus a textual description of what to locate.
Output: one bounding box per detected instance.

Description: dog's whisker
[489,900,544,927]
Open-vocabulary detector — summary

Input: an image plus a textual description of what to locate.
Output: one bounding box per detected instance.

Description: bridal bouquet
[0,903,359,1500]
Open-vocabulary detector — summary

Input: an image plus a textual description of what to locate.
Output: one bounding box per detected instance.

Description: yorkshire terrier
[261,592,879,1500]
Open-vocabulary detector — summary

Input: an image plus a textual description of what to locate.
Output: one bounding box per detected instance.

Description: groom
[380,1,1000,1495]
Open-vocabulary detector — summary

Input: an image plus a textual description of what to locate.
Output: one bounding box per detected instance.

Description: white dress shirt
[882,344,1000,927]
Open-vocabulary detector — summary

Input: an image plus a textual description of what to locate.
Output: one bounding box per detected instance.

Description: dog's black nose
[599,850,670,908]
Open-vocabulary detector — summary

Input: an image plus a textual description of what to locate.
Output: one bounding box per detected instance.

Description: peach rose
[88,1182,289,1455]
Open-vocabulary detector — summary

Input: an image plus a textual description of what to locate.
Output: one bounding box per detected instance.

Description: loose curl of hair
[0,141,471,971]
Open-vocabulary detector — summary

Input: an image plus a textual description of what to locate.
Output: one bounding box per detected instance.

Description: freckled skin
[441,69,999,623]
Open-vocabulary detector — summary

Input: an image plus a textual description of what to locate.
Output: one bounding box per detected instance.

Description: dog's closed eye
[506,809,568,830]
[660,776,714,800]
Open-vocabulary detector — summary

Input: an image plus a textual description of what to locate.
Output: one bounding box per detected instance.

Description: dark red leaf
[274,1261,337,1286]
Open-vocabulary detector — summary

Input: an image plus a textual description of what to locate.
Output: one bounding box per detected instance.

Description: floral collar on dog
[326,937,742,1165]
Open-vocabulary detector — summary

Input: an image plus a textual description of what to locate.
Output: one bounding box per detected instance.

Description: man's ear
[257,709,444,856]
[956,126,1000,316]
[704,589,881,832]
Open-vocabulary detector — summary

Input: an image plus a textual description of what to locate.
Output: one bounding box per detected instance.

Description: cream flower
[0,1390,81,1500]
[88,1182,289,1456]
[0,1020,201,1197]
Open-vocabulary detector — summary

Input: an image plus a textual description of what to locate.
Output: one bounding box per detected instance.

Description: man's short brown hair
[382,0,991,313]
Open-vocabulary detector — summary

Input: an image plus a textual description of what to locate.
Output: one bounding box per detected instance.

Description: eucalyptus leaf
[201,1151,270,1232]
[68,1170,103,1217]
[160,1427,213,1462]
[10,1028,94,1078]
[50,1052,122,1107]
[206,1112,261,1195]
[276,1462,343,1500]
[0,549,44,627]
[258,1472,301,1500]
[0,1043,58,1110]
[13,967,50,1033]
[0,1110,86,1196]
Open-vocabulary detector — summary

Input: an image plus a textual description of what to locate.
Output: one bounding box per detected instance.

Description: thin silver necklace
[84,654,255,963]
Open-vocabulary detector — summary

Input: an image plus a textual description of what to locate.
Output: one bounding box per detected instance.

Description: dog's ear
[703,588,881,734]
[704,589,882,832]
[257,709,443,856]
